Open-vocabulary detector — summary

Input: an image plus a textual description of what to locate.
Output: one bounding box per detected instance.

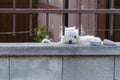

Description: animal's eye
[74,36,77,38]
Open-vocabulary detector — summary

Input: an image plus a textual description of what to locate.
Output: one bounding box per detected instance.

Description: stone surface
[0,58,9,80]
[63,56,114,80]
[10,57,62,80]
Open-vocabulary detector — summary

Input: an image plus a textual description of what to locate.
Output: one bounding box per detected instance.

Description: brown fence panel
[0,0,37,42]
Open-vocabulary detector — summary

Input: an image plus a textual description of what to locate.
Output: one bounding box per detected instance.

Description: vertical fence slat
[46,0,49,36]
[65,0,68,27]
[110,14,114,36]
[62,0,69,35]
[62,0,65,35]
[110,0,114,36]
[76,0,81,35]
[29,0,33,36]
[13,0,16,36]
[79,0,81,35]
[29,14,32,36]
[76,0,79,29]
[95,0,98,35]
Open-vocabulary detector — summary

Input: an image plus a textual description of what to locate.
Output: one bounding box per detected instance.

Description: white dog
[60,26,79,44]
[60,26,102,45]
[79,35,102,46]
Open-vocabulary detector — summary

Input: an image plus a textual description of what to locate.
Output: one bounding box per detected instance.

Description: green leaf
[33,25,46,42]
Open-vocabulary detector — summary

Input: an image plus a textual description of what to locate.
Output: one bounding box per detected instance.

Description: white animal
[60,26,102,45]
[42,38,51,43]
[79,35,102,46]
[81,25,85,36]
[61,26,79,44]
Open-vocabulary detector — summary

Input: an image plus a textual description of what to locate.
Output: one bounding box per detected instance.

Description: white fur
[81,25,85,35]
[60,26,103,45]
[79,35,102,46]
[42,38,51,43]
[61,26,79,44]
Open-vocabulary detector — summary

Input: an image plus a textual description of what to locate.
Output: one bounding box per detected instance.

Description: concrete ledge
[0,43,120,56]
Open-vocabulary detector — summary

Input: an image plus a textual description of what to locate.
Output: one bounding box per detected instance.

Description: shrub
[33,25,46,42]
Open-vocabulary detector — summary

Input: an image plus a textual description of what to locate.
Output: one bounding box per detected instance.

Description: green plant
[33,25,46,42]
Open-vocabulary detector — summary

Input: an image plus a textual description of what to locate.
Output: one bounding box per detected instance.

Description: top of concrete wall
[0,43,120,56]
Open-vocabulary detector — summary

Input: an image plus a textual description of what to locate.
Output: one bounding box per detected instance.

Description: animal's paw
[42,38,51,43]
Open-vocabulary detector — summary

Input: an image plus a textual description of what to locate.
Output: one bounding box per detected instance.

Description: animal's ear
[81,25,85,35]
[60,26,66,36]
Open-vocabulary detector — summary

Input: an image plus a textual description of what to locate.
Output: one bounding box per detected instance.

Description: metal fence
[0,0,120,41]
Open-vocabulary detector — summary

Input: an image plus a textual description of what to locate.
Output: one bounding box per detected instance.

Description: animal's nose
[69,40,72,44]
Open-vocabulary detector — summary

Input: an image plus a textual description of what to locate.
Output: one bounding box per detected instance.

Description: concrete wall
[0,43,120,80]
[0,56,117,80]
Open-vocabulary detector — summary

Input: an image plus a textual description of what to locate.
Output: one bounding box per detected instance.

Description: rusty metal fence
[0,0,120,41]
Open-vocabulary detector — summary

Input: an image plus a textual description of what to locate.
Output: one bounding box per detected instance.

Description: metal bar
[76,0,79,29]
[46,0,49,9]
[111,0,114,9]
[13,0,16,36]
[110,0,114,36]
[0,31,30,34]
[65,0,69,27]
[46,0,49,36]
[62,0,69,35]
[0,9,120,14]
[29,0,32,36]
[62,0,66,35]
[1,28,120,35]
[46,13,49,36]
[87,0,90,34]
[29,14,32,36]
[13,14,16,36]
[95,0,98,35]
[13,0,15,9]
[110,14,114,36]
[79,0,81,35]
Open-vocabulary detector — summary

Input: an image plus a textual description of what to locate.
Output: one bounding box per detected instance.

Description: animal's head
[61,26,79,44]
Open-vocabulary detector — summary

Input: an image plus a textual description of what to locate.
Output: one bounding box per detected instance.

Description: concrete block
[10,57,62,80]
[63,56,114,80]
[0,58,9,80]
